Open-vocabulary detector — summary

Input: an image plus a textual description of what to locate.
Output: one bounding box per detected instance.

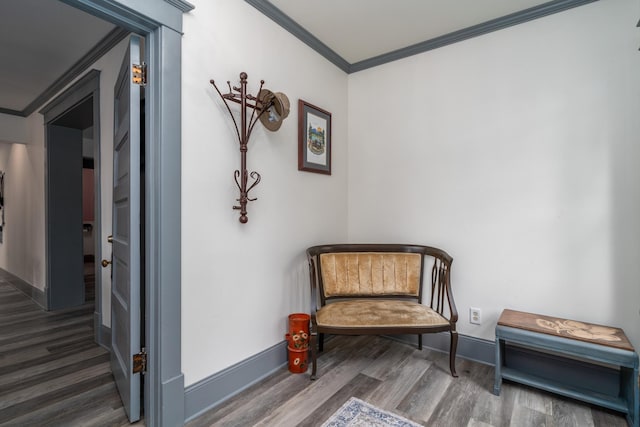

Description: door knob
[101,259,112,268]
[107,235,113,243]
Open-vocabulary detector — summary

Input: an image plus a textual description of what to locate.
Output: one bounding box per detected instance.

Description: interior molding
[96,318,112,350]
[40,70,101,122]
[0,107,24,117]
[184,341,288,422]
[164,0,196,13]
[243,0,350,73]
[350,0,599,72]
[23,28,128,117]
[59,1,155,33]
[0,268,46,308]
[60,0,193,33]
[400,332,495,366]
[245,0,599,74]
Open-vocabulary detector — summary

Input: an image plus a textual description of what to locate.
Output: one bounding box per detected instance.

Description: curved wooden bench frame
[306,243,458,380]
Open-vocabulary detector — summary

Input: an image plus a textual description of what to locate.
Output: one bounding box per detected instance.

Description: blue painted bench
[494,309,638,427]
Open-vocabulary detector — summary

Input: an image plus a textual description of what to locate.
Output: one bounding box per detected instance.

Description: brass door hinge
[132,63,147,86]
[133,348,147,374]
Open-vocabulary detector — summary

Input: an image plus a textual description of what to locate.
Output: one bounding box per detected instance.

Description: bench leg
[418,334,423,350]
[634,365,639,427]
[449,330,458,377]
[310,331,317,380]
[621,364,639,427]
[494,337,504,395]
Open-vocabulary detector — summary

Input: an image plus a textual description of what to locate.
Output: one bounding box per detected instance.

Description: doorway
[41,70,104,344]
[59,1,188,424]
[46,96,96,310]
[41,40,148,421]
[1,0,186,423]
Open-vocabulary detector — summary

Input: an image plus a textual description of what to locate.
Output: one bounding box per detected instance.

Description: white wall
[0,115,42,284]
[0,143,10,269]
[181,0,348,385]
[0,113,28,144]
[0,118,46,288]
[0,142,10,268]
[348,0,640,350]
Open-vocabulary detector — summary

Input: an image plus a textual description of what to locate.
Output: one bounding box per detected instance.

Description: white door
[111,34,143,422]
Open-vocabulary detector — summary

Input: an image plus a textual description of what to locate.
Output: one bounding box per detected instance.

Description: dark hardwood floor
[187,335,629,427]
[0,279,135,426]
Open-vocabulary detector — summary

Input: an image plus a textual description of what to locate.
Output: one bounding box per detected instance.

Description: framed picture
[298,100,331,175]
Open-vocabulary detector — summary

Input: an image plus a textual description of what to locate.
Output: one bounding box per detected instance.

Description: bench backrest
[319,252,421,297]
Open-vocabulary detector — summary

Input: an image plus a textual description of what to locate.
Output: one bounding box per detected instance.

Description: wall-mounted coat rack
[210,72,289,223]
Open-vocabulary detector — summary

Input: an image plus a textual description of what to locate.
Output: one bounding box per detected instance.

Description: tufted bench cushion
[316,299,449,329]
[319,252,421,297]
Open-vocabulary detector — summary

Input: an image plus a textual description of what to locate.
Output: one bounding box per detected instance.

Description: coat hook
[210,72,289,223]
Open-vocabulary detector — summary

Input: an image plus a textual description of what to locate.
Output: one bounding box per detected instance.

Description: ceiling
[251,0,595,72]
[268,0,552,64]
[1,0,594,115]
[0,0,117,116]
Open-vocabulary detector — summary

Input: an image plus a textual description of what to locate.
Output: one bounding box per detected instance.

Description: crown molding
[21,27,129,117]
[0,108,25,117]
[164,0,195,13]
[244,0,350,73]
[246,0,599,74]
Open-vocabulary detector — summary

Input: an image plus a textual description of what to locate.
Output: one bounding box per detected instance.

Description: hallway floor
[0,279,136,426]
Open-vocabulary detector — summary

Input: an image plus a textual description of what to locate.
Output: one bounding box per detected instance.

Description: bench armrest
[307,255,319,327]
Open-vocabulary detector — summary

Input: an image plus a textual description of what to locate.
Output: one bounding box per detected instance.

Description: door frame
[59,1,193,425]
[41,70,102,330]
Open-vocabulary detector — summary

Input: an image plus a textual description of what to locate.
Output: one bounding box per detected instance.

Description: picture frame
[298,100,331,175]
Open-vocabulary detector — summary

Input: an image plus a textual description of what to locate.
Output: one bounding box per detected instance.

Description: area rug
[321,397,422,427]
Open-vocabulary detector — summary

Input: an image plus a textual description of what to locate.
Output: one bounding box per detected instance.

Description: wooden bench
[494,309,639,427]
[306,244,458,380]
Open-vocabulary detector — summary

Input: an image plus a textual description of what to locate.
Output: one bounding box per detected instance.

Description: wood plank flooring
[2,274,630,426]
[0,280,136,426]
[187,335,630,427]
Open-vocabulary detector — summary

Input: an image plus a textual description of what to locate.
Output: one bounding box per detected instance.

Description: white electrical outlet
[470,307,482,325]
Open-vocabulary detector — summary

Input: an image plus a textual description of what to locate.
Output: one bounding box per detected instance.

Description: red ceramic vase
[288,313,310,349]
[287,346,308,373]
[286,313,310,373]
